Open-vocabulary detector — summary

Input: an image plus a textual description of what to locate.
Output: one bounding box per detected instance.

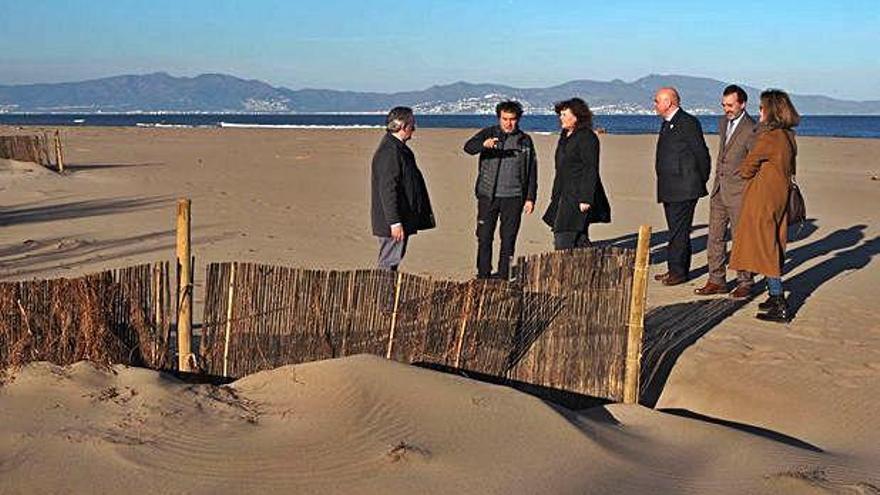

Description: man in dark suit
[653,87,711,286]
[694,84,758,298]
[370,106,435,271]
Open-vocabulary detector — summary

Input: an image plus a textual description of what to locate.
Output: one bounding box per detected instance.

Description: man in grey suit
[694,85,757,298]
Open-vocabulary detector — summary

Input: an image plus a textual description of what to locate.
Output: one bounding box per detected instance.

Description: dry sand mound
[0,158,56,177]
[2,356,875,494]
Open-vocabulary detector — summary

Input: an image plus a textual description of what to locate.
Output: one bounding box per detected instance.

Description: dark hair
[495,100,524,118]
[386,106,414,132]
[723,84,748,104]
[760,89,800,129]
[554,97,593,130]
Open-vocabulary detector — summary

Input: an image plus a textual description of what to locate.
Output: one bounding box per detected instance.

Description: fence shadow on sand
[639,296,751,407]
[0,195,171,227]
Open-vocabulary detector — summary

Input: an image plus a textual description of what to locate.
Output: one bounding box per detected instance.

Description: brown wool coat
[729,128,797,277]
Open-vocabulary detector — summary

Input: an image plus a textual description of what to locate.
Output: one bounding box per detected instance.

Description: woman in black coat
[542,98,611,249]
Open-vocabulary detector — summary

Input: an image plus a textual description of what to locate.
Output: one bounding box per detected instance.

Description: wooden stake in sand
[153,262,162,364]
[454,281,477,368]
[53,130,64,173]
[385,271,403,359]
[176,198,193,372]
[623,224,651,404]
[222,263,237,377]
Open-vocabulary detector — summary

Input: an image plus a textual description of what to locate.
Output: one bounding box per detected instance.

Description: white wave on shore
[135,123,214,128]
[218,122,384,129]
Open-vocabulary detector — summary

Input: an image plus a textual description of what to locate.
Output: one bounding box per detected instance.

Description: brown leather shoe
[729,283,753,300]
[694,281,726,295]
[662,273,688,286]
[654,272,670,281]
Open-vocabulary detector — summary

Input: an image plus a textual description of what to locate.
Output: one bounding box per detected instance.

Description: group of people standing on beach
[370,85,801,323]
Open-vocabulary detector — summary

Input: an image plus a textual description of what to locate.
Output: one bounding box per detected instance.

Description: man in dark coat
[370,106,435,271]
[653,87,711,285]
[463,100,538,280]
[694,84,758,298]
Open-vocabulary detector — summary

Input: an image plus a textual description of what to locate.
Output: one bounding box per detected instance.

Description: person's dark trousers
[476,196,523,279]
[553,228,591,250]
[377,236,408,271]
[662,199,698,279]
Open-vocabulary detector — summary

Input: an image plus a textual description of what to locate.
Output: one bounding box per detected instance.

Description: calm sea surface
[1,114,879,138]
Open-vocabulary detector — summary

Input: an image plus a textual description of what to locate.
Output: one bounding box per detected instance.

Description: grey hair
[386,106,414,132]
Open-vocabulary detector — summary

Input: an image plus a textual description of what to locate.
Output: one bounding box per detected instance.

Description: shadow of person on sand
[786,217,819,243]
[687,218,821,286]
[784,223,865,276]
[635,223,878,408]
[737,223,873,319]
[786,234,880,317]
[601,223,709,266]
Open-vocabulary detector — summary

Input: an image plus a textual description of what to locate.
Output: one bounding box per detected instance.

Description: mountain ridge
[1,72,878,115]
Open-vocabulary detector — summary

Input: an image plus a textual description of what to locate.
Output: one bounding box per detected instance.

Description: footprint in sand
[765,467,880,494]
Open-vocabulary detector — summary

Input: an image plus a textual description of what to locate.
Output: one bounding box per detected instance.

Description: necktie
[726,120,736,144]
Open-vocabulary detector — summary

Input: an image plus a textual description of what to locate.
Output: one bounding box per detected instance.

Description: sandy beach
[1,126,879,493]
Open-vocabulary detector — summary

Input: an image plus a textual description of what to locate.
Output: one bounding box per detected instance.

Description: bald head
[653,87,680,118]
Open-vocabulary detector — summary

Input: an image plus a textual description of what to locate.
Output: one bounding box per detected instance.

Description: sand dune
[2,356,874,494]
[1,126,878,493]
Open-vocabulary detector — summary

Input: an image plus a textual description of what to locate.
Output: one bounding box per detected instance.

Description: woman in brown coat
[729,89,800,322]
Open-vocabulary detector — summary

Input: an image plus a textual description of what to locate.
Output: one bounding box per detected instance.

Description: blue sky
[1,0,878,100]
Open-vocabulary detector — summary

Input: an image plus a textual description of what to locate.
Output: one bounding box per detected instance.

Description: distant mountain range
[1,72,878,115]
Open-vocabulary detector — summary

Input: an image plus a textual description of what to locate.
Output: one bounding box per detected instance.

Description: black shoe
[758,294,783,311]
[756,296,791,323]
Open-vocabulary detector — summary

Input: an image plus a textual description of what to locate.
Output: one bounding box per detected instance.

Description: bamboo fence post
[623,225,651,404]
[222,262,237,376]
[153,262,162,365]
[453,281,476,368]
[53,130,64,172]
[385,271,403,359]
[176,198,193,372]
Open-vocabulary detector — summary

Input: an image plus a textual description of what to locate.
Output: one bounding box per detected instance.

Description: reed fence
[0,190,653,404]
[0,262,173,370]
[199,264,522,379]
[199,240,647,402]
[509,246,638,401]
[0,135,54,167]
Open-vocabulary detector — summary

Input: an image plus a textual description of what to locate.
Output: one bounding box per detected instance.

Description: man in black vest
[370,106,436,271]
[653,87,711,286]
[463,100,538,280]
